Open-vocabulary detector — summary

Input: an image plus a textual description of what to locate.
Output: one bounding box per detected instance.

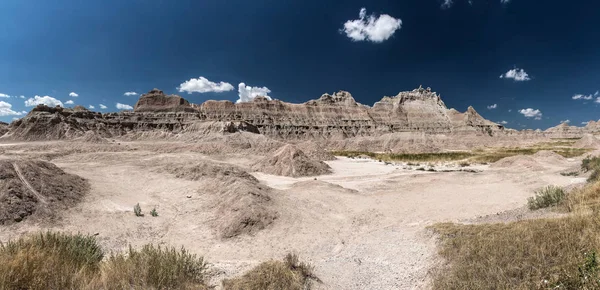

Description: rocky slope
[3,86,511,143]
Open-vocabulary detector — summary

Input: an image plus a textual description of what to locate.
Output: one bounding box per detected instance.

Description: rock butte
[3,87,598,145]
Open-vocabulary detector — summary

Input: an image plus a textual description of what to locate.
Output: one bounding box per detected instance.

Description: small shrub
[150,208,158,217]
[416,167,425,171]
[555,251,600,289]
[222,253,319,290]
[458,161,470,167]
[134,203,143,217]
[589,170,600,183]
[561,171,580,177]
[427,168,436,172]
[527,185,566,210]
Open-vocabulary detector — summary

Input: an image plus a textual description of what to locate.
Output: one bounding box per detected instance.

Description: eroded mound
[158,161,277,238]
[533,150,567,164]
[0,159,89,224]
[491,155,545,171]
[575,134,600,148]
[295,141,336,161]
[252,144,332,177]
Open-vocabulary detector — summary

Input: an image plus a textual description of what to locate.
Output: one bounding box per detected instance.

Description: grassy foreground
[430,157,600,289]
[0,232,317,290]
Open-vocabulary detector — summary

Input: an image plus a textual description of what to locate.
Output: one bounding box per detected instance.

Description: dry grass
[222,253,319,290]
[332,141,590,164]
[0,232,210,290]
[430,156,600,289]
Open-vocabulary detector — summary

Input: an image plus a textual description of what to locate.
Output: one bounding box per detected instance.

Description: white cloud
[116,103,133,110]
[560,119,570,124]
[341,8,402,43]
[0,93,10,98]
[508,109,512,112]
[499,120,508,125]
[89,105,95,109]
[24,95,63,107]
[487,104,497,109]
[501,0,510,3]
[582,121,590,125]
[0,101,24,116]
[237,83,272,103]
[500,68,531,81]
[178,77,234,94]
[99,104,107,109]
[18,95,24,99]
[519,108,542,120]
[69,92,79,97]
[124,92,138,96]
[65,100,74,105]
[441,0,453,9]
[573,91,598,101]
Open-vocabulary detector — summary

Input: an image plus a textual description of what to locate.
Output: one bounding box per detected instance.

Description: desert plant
[0,232,104,289]
[527,185,566,210]
[150,208,158,217]
[561,171,580,176]
[134,203,143,217]
[94,244,209,290]
[222,253,319,290]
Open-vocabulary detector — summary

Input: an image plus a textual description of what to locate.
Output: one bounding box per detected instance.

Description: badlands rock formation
[5,86,597,147]
[252,144,332,177]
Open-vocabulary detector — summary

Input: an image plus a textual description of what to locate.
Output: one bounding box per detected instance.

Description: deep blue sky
[0,0,599,129]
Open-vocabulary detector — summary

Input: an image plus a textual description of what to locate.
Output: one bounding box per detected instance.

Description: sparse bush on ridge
[150,207,158,217]
[527,185,566,210]
[222,253,319,290]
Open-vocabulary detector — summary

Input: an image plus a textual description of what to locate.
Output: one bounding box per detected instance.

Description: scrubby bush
[94,245,209,289]
[527,185,566,210]
[134,203,143,217]
[0,232,210,290]
[150,208,158,217]
[0,232,104,289]
[222,253,319,290]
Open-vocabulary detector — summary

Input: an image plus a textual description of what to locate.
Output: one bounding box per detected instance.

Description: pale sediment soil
[0,143,586,289]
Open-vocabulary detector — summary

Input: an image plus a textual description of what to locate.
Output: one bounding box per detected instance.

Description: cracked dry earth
[0,143,586,289]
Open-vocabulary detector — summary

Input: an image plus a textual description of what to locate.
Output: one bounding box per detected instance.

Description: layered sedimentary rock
[2,87,544,143]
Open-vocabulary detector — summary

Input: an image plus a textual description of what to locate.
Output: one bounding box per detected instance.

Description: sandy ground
[0,142,587,289]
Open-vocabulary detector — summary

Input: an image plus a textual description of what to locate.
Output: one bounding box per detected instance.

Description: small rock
[186,195,192,198]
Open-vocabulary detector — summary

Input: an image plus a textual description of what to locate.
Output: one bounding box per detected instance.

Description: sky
[1,0,599,129]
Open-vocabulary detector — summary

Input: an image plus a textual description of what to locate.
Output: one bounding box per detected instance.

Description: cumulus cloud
[500,68,531,81]
[441,0,454,9]
[65,100,74,105]
[24,95,63,107]
[89,105,95,109]
[573,91,598,101]
[0,101,24,116]
[582,121,590,125]
[0,93,10,98]
[124,92,138,96]
[178,77,234,94]
[116,103,133,110]
[69,92,79,97]
[237,83,272,103]
[99,104,107,109]
[341,8,402,43]
[18,95,24,99]
[561,119,570,124]
[487,104,497,109]
[519,108,542,120]
[499,120,508,125]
